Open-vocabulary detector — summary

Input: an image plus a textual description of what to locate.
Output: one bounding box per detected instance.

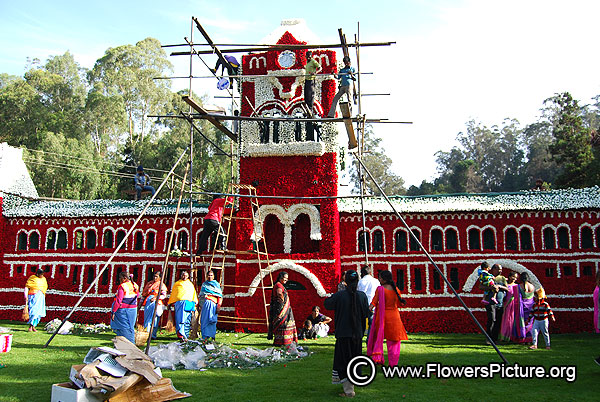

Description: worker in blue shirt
[327,56,356,118]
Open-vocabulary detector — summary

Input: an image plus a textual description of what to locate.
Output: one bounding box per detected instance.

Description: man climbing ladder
[197,195,234,253]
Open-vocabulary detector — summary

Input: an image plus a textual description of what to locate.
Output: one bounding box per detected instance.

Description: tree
[349,127,406,196]
[24,133,103,199]
[87,38,173,150]
[522,121,559,186]
[547,92,594,188]
[434,148,483,193]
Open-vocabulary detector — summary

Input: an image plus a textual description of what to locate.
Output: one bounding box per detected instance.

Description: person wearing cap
[134,165,155,200]
[529,287,555,350]
[327,56,356,118]
[303,51,322,117]
[211,54,240,89]
[24,268,48,332]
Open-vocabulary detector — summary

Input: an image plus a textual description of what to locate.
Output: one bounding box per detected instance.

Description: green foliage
[547,92,595,188]
[350,126,406,196]
[88,37,173,150]
[24,133,105,199]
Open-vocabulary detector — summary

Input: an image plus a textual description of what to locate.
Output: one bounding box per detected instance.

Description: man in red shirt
[197,195,233,253]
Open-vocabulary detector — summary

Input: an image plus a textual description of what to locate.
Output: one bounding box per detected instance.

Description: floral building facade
[1,21,599,333]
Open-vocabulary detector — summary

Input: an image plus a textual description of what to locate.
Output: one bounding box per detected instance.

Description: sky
[2,0,600,187]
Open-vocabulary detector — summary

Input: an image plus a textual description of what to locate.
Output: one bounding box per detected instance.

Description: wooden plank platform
[340,102,358,149]
[182,95,237,141]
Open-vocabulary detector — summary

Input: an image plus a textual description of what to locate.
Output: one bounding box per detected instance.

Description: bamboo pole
[43,147,189,348]
[145,163,190,354]
[354,154,510,365]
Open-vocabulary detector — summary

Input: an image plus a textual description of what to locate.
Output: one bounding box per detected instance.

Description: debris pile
[149,339,310,370]
[51,336,190,402]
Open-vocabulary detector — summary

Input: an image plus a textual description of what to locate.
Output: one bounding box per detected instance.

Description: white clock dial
[278,50,296,69]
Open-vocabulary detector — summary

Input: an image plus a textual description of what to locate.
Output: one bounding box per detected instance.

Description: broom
[21,300,29,322]
[165,308,175,333]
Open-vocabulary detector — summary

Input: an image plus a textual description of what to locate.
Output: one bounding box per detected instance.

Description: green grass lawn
[0,320,598,401]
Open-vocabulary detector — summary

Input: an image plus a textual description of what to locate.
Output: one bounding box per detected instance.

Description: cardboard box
[69,365,86,389]
[50,382,103,402]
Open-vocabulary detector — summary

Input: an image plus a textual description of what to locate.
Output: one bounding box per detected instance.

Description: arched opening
[543,227,556,250]
[395,230,407,252]
[74,230,84,250]
[103,230,114,249]
[116,230,126,249]
[482,228,495,250]
[29,232,40,250]
[147,232,155,250]
[291,213,319,253]
[264,214,284,254]
[372,230,384,252]
[581,227,593,249]
[57,229,67,249]
[358,231,370,252]
[178,231,189,251]
[46,230,56,250]
[445,228,458,250]
[409,229,421,251]
[505,228,518,251]
[135,232,144,250]
[17,232,27,250]
[468,228,480,250]
[557,226,570,249]
[86,230,96,249]
[430,229,443,251]
[519,227,533,250]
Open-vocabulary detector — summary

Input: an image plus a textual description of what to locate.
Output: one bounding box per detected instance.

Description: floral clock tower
[231,20,343,327]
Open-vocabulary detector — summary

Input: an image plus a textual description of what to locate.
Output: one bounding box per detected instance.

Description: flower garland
[338,187,600,214]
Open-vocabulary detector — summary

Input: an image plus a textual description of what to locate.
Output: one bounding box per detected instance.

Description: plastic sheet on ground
[148,339,310,370]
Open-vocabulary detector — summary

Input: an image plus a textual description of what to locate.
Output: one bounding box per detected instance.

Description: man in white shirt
[357,265,380,340]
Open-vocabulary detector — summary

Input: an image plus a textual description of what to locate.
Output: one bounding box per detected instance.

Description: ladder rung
[216,249,268,256]
[227,216,256,221]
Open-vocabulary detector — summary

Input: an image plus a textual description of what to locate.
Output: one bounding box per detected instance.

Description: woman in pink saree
[500,271,535,343]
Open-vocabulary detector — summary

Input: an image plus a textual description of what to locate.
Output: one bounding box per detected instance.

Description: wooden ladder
[197,184,273,328]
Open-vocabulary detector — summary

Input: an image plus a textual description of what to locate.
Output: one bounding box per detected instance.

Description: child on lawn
[529,287,555,350]
[478,262,498,305]
[298,320,317,340]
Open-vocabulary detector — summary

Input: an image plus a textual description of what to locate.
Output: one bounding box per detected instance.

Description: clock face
[278,50,296,69]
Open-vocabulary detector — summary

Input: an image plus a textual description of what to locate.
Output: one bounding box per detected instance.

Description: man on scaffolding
[134,165,156,200]
[211,55,240,89]
[197,195,234,253]
[303,51,322,117]
[327,56,356,118]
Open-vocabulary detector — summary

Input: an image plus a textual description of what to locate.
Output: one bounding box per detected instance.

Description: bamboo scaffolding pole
[170,41,395,56]
[354,154,510,365]
[44,147,189,348]
[145,162,190,354]
[150,113,411,124]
